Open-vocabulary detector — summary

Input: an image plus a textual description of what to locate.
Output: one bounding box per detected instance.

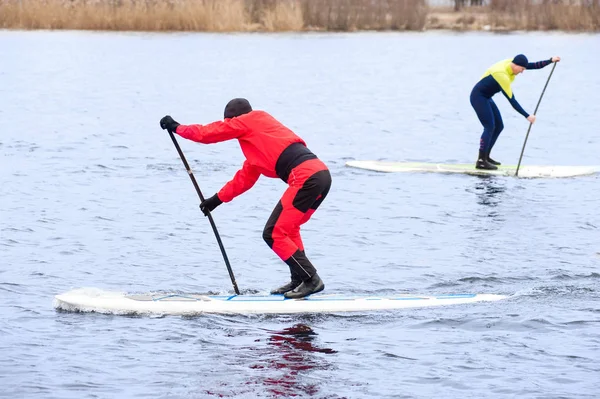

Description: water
[1,30,599,398]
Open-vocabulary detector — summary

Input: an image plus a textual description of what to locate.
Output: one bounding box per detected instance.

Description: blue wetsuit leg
[489,99,504,152]
[470,89,495,152]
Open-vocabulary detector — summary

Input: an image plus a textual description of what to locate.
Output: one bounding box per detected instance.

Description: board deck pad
[54,289,507,315]
[346,160,600,178]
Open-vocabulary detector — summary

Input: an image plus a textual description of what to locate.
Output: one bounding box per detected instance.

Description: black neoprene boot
[270,278,301,295]
[271,250,312,294]
[476,150,498,170]
[284,273,324,299]
[487,153,501,165]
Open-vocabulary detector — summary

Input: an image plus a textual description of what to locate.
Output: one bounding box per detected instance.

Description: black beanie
[512,54,528,68]
[224,98,252,119]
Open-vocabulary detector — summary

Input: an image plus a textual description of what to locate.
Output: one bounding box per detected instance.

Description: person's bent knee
[262,226,274,248]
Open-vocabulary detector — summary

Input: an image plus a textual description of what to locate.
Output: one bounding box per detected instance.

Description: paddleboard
[54,288,507,315]
[346,160,599,178]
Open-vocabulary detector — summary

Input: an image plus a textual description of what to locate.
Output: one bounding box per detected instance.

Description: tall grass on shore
[488,0,600,31]
[301,0,428,31]
[0,0,597,32]
[0,0,428,32]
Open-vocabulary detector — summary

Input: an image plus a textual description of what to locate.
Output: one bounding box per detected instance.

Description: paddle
[515,62,558,177]
[168,131,241,295]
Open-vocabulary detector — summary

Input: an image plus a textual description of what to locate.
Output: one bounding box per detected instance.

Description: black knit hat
[512,54,528,68]
[224,98,252,119]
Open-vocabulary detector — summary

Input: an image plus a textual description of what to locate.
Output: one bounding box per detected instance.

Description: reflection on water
[469,176,508,223]
[251,324,337,398]
[472,176,507,208]
[466,176,508,236]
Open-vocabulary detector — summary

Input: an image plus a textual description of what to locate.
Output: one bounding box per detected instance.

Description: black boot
[270,279,301,295]
[271,250,309,294]
[476,150,498,170]
[284,273,324,299]
[284,249,316,282]
[487,153,501,166]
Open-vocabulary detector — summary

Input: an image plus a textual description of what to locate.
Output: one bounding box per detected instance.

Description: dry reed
[0,0,428,31]
[0,0,598,32]
[487,0,600,31]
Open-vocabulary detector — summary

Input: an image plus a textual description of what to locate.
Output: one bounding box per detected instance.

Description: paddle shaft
[168,131,241,295]
[516,62,558,177]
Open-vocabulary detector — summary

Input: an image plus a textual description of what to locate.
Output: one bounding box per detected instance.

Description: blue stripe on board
[434,294,476,299]
[151,294,202,301]
[222,295,284,302]
[146,294,481,303]
[137,293,480,303]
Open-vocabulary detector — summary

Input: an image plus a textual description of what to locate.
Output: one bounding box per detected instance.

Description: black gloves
[160,115,180,134]
[200,194,223,216]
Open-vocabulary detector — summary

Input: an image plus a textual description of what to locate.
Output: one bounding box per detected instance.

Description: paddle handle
[168,131,241,295]
[516,62,558,177]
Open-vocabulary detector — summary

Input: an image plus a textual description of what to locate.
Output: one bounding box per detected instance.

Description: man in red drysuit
[160,98,331,299]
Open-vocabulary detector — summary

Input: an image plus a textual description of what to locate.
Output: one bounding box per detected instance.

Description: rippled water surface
[1,30,599,398]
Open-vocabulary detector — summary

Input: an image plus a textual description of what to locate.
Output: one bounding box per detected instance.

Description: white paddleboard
[54,288,507,316]
[346,160,599,178]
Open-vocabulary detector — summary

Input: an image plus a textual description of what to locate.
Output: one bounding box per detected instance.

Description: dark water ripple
[1,30,599,398]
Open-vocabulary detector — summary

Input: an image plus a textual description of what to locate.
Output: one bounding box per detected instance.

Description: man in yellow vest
[470,54,561,170]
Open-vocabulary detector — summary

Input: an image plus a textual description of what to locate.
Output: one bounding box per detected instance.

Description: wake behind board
[346,160,599,178]
[54,288,506,316]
